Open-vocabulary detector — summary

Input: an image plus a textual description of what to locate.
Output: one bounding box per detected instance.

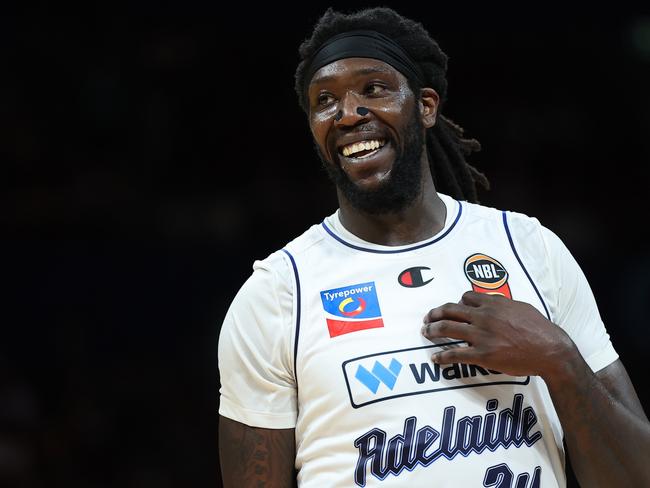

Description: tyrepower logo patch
[464,253,512,298]
[320,282,384,338]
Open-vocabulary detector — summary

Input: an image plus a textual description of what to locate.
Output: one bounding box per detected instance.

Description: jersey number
[483,463,541,488]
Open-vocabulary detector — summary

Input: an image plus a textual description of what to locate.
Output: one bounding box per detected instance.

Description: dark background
[3,2,650,486]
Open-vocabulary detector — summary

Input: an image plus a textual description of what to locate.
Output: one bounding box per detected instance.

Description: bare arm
[545,357,650,487]
[219,416,297,488]
[422,292,650,487]
[219,416,296,488]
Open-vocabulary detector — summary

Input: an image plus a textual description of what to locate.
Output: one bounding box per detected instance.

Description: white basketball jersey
[218,193,618,488]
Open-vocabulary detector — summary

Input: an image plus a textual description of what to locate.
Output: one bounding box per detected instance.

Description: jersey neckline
[320,194,463,254]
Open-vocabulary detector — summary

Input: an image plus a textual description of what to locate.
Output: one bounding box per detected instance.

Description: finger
[430,346,479,365]
[421,320,474,342]
[423,302,472,325]
[459,290,488,307]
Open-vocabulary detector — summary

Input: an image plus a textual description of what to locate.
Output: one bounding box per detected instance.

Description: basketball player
[218,7,650,487]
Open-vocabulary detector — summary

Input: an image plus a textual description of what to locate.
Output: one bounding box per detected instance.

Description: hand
[421,291,578,378]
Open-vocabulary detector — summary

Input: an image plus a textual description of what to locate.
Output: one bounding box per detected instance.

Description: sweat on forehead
[303,30,425,91]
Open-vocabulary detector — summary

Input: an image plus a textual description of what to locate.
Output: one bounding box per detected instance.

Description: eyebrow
[310,65,394,86]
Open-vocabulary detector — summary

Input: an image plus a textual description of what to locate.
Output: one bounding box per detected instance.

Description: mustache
[314,112,425,215]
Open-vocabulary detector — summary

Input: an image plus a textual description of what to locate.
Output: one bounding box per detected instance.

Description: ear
[419,87,439,129]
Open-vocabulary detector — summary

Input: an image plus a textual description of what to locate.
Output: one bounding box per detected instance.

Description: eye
[365,83,387,96]
[317,92,335,106]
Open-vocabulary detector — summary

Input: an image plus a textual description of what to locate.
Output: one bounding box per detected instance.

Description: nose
[334,92,369,126]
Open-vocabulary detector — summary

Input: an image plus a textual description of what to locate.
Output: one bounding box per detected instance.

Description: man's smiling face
[307,57,438,214]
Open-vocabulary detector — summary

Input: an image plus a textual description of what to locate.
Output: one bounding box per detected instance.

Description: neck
[337,165,446,246]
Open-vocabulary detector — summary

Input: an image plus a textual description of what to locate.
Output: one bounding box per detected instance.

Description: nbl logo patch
[320,282,384,338]
[464,253,512,298]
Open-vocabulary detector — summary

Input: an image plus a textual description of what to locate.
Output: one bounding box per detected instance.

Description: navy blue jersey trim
[281,249,301,383]
[321,200,463,254]
[502,211,551,320]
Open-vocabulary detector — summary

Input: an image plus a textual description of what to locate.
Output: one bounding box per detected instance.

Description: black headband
[304,30,425,90]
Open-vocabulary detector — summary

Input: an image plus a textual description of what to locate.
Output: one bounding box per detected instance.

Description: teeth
[341,139,384,157]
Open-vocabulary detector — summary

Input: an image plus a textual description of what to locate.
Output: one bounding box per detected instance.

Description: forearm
[544,354,650,487]
[219,416,297,488]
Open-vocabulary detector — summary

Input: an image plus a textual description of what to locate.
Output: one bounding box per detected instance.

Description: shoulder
[243,218,329,294]
[251,250,292,285]
[281,221,327,257]
[222,250,296,346]
[459,198,549,240]
[459,197,568,267]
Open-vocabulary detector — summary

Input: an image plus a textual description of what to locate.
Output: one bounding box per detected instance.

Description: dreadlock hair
[294,7,490,203]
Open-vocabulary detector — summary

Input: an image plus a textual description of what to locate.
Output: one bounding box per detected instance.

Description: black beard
[317,111,425,215]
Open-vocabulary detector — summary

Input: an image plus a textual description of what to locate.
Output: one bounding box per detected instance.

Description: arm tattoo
[219,416,296,488]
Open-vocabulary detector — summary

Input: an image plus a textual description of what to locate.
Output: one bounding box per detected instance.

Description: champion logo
[355,358,402,394]
[398,266,434,288]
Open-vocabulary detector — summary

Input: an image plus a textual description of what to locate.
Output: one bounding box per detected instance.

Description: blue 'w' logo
[355,358,402,393]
